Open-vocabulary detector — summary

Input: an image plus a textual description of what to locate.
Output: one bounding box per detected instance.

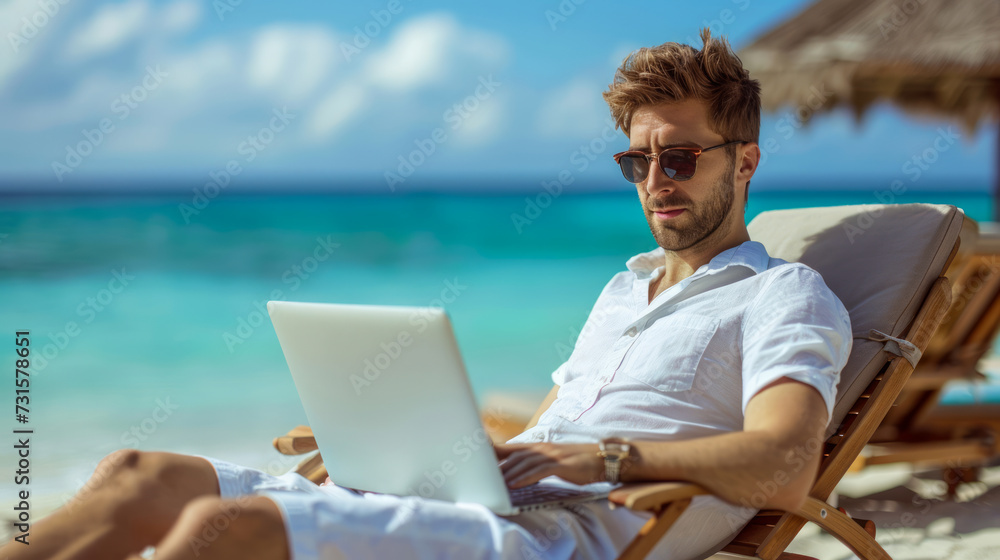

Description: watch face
[600,437,631,456]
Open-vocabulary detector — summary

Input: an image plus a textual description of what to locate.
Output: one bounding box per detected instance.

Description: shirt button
[625,326,638,337]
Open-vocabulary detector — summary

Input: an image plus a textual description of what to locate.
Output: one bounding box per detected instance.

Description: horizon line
[0,175,993,195]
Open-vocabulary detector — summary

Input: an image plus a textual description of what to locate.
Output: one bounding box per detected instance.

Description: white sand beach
[773,463,1000,560]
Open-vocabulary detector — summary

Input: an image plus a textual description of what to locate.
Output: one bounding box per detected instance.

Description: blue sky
[0,0,995,192]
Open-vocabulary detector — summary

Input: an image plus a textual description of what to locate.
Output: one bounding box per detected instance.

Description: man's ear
[738,142,761,183]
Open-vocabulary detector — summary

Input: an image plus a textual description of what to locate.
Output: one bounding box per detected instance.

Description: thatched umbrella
[740,0,1000,217]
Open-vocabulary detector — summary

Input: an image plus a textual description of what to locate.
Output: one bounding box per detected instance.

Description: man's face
[627,99,739,252]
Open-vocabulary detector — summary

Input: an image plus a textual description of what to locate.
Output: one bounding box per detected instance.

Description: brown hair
[603,28,760,145]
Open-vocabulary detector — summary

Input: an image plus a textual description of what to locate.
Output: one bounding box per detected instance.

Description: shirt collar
[625,240,771,280]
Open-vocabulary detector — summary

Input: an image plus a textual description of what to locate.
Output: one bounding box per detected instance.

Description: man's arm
[523,384,559,431]
[496,378,827,512]
[623,378,827,511]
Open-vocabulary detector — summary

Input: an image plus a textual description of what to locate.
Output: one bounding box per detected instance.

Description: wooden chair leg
[793,497,890,560]
[615,498,692,560]
[943,466,980,499]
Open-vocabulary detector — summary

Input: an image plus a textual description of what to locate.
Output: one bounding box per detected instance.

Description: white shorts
[193,455,748,560]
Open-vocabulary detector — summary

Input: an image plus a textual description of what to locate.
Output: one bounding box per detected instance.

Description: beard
[644,156,736,252]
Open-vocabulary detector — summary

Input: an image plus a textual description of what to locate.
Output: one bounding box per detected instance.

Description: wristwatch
[598,437,631,484]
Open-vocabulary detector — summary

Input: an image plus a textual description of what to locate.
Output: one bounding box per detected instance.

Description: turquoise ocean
[2,189,999,516]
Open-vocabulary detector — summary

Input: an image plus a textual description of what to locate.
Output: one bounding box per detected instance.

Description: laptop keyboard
[508,483,604,506]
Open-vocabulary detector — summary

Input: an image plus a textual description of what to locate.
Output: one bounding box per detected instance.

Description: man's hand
[494,442,605,488]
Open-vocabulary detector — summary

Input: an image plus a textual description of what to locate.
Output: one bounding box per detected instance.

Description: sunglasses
[612,140,747,183]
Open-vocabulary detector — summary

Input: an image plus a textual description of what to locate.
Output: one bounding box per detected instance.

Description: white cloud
[451,92,507,147]
[1,6,510,170]
[608,43,639,70]
[304,13,509,140]
[248,30,287,87]
[7,73,125,131]
[0,0,73,88]
[363,14,457,91]
[66,0,150,60]
[363,13,508,92]
[105,116,171,152]
[309,84,368,139]
[163,40,236,94]
[536,78,610,138]
[248,25,339,102]
[161,0,201,34]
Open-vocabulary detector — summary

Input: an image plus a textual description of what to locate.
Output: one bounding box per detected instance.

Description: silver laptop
[266,300,612,515]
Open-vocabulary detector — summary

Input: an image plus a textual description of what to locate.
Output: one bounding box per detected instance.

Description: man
[2,29,850,560]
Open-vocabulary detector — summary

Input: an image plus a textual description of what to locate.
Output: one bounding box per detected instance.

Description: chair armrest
[608,482,710,512]
[293,451,328,485]
[273,425,318,455]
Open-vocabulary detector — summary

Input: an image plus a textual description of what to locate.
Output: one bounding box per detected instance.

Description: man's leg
[0,449,221,560]
[122,495,289,560]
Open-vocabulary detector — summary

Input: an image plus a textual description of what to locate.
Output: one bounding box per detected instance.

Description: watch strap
[604,457,621,484]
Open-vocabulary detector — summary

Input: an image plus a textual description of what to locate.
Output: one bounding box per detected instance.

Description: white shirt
[508,239,852,445]
[502,241,853,558]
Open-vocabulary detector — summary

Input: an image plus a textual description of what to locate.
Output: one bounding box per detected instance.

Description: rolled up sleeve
[740,265,853,424]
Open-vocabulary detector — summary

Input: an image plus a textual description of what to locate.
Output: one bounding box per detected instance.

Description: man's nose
[644,161,677,197]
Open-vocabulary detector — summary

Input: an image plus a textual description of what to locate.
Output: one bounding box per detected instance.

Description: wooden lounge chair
[272,203,965,560]
[853,219,1000,488]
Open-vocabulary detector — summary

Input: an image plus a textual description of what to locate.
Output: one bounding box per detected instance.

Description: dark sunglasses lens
[659,151,697,180]
[619,156,649,183]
